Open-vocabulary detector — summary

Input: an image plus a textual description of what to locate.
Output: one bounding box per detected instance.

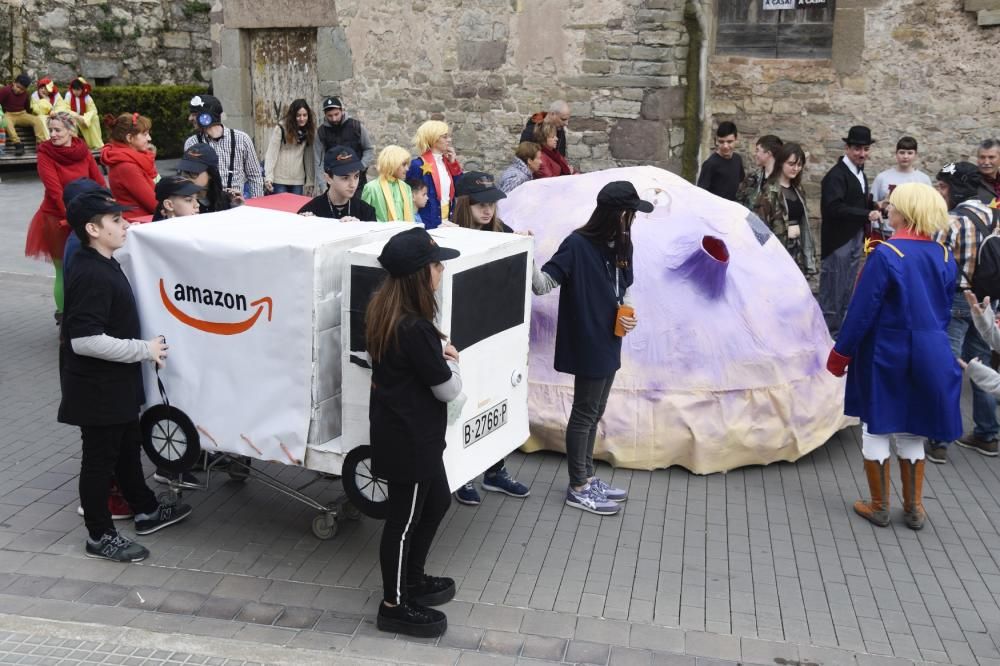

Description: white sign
[798,0,827,5]
[763,0,795,9]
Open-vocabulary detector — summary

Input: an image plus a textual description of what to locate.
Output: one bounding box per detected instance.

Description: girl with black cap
[367,227,462,638]
[532,181,650,516]
[176,142,240,213]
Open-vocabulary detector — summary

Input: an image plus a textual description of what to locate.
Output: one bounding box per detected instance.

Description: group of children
[0,73,104,154]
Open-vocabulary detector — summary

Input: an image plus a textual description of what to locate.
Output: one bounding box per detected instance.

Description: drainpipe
[681,0,708,182]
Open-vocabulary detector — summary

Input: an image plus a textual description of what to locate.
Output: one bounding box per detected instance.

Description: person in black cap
[152,176,202,221]
[819,125,882,337]
[531,181,649,517]
[60,188,192,563]
[366,227,461,638]
[176,143,238,213]
[314,96,375,190]
[184,95,264,200]
[297,145,377,221]
[925,162,999,464]
[449,173,532,505]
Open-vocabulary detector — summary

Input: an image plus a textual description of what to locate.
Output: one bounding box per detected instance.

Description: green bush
[90,84,209,159]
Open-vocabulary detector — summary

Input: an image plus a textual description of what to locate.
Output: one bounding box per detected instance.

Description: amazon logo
[159,279,272,335]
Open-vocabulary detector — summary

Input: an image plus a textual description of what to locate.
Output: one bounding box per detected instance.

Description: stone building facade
[2,0,212,86]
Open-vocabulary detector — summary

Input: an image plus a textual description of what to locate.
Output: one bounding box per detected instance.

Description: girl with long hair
[448,172,532,505]
[99,113,158,220]
[754,142,816,275]
[263,99,316,195]
[366,227,461,639]
[25,112,106,322]
[362,145,415,222]
[532,181,650,516]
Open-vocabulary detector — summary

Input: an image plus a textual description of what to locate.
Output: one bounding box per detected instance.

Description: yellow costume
[64,78,103,150]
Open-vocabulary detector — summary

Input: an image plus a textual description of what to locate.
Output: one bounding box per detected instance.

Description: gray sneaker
[590,477,627,502]
[85,532,149,563]
[565,484,620,516]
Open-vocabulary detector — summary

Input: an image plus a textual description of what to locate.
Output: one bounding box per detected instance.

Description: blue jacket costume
[405,151,462,230]
[834,237,962,441]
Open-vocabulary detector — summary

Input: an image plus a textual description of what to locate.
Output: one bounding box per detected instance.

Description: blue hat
[62,178,104,209]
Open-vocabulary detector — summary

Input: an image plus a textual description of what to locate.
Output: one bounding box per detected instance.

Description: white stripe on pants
[395,483,421,605]
[861,423,925,463]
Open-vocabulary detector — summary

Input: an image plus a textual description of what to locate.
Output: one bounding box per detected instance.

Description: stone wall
[4,0,212,86]
[705,0,1000,204]
[214,0,695,178]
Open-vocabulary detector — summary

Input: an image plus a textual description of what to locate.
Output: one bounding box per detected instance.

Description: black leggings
[380,462,451,604]
[79,421,158,540]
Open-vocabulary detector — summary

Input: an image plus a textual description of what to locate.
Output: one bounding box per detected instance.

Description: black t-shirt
[696,152,746,202]
[783,186,805,224]
[541,232,633,378]
[369,317,452,482]
[297,192,376,221]
[58,247,146,426]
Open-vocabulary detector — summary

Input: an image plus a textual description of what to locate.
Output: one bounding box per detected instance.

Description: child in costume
[405,121,462,229]
[362,145,415,222]
[100,113,158,220]
[407,178,429,226]
[30,77,65,116]
[826,182,961,531]
[64,77,103,150]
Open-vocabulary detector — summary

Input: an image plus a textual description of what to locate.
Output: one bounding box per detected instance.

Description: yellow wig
[889,182,951,236]
[376,145,412,179]
[413,120,450,153]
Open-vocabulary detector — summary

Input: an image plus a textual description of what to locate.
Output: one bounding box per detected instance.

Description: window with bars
[715,0,836,59]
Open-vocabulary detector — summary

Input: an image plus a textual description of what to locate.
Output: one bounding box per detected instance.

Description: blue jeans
[943,292,998,442]
[271,183,304,195]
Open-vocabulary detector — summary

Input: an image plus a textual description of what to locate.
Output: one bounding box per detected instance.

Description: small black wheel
[140,405,201,473]
[312,512,338,540]
[227,456,251,482]
[342,445,389,520]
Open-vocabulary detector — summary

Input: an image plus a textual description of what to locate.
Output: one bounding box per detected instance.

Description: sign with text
[762,0,796,8]
[798,0,828,5]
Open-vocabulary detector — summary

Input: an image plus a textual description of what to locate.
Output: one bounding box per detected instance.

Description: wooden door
[249,28,319,159]
[716,0,836,59]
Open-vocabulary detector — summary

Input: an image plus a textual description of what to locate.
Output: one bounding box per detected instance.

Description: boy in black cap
[314,96,375,189]
[152,176,202,221]
[60,189,192,562]
[297,145,377,221]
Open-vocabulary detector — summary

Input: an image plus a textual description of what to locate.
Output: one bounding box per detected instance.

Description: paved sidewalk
[5,265,1000,665]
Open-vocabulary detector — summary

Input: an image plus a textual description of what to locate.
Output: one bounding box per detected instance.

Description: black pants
[565,373,616,487]
[80,421,158,540]
[380,462,450,604]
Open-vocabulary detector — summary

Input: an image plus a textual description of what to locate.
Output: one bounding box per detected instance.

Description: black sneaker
[153,469,202,489]
[85,531,149,563]
[377,601,447,638]
[134,502,192,535]
[925,443,947,464]
[407,574,456,606]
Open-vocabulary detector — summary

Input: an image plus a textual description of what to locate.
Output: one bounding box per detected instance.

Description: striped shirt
[934,199,996,289]
[184,128,265,199]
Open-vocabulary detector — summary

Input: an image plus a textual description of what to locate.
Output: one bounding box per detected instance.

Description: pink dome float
[500,166,853,474]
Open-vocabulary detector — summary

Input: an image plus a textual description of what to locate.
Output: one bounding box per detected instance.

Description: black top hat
[842,126,875,146]
[378,228,461,278]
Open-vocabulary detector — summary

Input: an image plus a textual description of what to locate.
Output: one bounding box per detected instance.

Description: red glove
[826,349,851,377]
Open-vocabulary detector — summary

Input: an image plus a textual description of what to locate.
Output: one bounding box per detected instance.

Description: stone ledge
[966,0,1000,11]
[562,75,675,89]
[979,8,1000,24]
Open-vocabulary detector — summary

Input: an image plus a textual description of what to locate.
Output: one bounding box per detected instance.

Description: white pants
[862,423,925,463]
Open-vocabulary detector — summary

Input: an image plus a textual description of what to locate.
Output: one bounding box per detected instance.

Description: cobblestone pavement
[4,192,1000,664]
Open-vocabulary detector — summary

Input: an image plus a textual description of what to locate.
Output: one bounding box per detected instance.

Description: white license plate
[463,400,508,448]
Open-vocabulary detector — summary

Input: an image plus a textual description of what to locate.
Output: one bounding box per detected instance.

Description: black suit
[818,157,873,335]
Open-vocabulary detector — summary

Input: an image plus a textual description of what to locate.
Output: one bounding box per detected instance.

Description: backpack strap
[226,128,236,191]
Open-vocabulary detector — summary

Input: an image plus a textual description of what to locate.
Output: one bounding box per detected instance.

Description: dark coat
[820,158,872,258]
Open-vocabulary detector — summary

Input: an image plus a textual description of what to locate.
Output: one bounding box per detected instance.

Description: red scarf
[542,144,571,176]
[37,136,91,166]
[68,93,88,115]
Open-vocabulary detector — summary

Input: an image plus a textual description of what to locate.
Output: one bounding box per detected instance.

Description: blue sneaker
[565,484,619,516]
[590,477,627,503]
[482,467,530,498]
[455,482,481,506]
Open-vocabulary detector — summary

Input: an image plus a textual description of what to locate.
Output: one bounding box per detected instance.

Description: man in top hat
[184,95,264,200]
[314,96,375,190]
[819,125,883,337]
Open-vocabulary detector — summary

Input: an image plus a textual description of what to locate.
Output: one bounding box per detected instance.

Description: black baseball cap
[378,228,461,278]
[156,175,202,201]
[323,145,364,176]
[322,96,343,111]
[66,189,134,230]
[189,94,222,115]
[455,171,507,204]
[177,143,219,174]
[62,178,103,208]
[596,181,654,213]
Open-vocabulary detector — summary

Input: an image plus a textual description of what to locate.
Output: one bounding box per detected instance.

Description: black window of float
[715,0,836,59]
[349,265,387,353]
[450,253,528,352]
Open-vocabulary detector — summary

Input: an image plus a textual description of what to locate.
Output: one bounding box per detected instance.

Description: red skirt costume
[25,137,106,261]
